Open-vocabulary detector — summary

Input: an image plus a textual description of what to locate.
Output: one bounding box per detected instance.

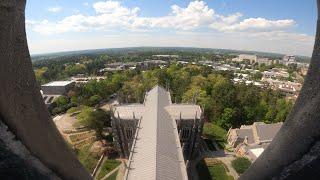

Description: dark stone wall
[240,1,320,179]
[0,1,91,179]
[111,117,139,158]
[0,120,59,180]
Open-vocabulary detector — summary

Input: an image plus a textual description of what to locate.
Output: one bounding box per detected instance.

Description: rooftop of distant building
[42,81,74,87]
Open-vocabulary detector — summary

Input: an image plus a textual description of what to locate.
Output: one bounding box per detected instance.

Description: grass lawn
[96,159,121,180]
[76,144,100,173]
[231,157,252,174]
[203,123,228,149]
[106,170,119,180]
[209,163,234,180]
[197,159,234,180]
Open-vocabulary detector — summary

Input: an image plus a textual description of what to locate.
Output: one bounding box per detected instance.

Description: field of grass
[197,159,234,180]
[231,157,252,174]
[203,123,228,148]
[106,170,118,180]
[76,144,100,173]
[96,159,121,180]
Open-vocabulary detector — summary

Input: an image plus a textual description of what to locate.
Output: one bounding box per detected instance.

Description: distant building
[41,81,75,107]
[282,55,296,65]
[112,86,203,180]
[235,73,249,78]
[143,59,168,65]
[261,78,302,99]
[278,82,302,96]
[215,64,237,71]
[227,122,283,161]
[256,58,273,66]
[232,54,257,64]
[198,60,214,66]
[99,67,122,72]
[153,54,179,58]
[262,68,289,79]
[71,75,105,85]
[41,81,75,95]
[296,62,309,69]
[177,60,189,65]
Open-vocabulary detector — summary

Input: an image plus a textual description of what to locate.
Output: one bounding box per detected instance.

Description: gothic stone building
[111,86,203,179]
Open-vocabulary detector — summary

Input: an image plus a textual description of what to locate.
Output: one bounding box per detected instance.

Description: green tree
[274,99,293,122]
[65,64,86,76]
[182,87,210,107]
[217,108,236,129]
[77,108,111,139]
[89,95,102,106]
[252,71,262,80]
[54,96,69,107]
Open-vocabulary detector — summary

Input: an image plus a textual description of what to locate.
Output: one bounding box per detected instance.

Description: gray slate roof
[236,128,255,144]
[254,122,282,142]
[123,86,195,180]
[234,122,283,145]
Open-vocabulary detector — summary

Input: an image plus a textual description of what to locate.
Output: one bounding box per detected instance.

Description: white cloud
[83,2,89,6]
[93,1,137,14]
[211,17,295,32]
[31,1,296,34]
[246,31,313,42]
[48,6,62,13]
[131,1,215,30]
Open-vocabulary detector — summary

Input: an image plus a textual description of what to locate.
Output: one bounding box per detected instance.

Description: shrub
[54,96,69,107]
[203,123,227,148]
[89,95,102,106]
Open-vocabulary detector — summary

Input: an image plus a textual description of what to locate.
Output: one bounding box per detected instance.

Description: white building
[257,58,273,66]
[71,75,105,85]
[153,55,179,58]
[282,55,296,65]
[41,81,75,107]
[236,54,258,64]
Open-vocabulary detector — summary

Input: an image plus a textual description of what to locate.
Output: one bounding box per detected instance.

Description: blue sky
[26,0,317,56]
